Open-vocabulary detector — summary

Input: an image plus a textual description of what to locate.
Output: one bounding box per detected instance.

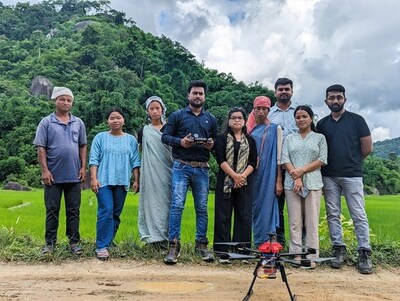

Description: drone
[215,237,333,301]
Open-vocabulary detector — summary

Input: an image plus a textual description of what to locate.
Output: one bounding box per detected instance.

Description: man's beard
[278,95,291,104]
[328,103,344,112]
[189,99,203,108]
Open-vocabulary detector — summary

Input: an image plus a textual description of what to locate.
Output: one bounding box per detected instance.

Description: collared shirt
[281,131,328,190]
[317,110,371,177]
[162,106,218,162]
[33,113,87,184]
[269,102,297,139]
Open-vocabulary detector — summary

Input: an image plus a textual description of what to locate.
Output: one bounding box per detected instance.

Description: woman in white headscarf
[137,96,173,250]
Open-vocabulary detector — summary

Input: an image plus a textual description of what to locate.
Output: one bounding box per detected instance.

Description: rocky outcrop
[3,181,32,191]
[75,20,94,31]
[29,76,53,99]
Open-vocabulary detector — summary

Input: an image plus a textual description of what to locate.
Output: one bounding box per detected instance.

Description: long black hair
[294,105,318,132]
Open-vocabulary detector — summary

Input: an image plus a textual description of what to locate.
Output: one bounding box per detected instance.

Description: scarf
[224,133,250,194]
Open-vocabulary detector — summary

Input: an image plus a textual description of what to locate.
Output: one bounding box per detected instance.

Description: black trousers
[44,182,81,245]
[276,172,286,245]
[213,186,252,252]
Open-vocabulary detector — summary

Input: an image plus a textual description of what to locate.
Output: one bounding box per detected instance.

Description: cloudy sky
[3,0,400,141]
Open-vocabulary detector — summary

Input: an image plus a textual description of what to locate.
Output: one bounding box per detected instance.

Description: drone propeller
[311,257,335,263]
[214,251,258,260]
[214,242,251,246]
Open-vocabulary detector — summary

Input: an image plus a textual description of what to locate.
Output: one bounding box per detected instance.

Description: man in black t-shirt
[317,84,373,274]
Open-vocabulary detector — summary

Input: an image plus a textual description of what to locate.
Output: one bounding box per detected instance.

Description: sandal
[42,244,54,256]
[70,244,84,255]
[96,248,109,260]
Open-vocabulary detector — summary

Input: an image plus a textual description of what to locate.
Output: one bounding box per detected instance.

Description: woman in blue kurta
[89,107,141,260]
[247,96,282,247]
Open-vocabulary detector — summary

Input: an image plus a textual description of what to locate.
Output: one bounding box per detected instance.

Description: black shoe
[163,239,180,265]
[357,248,373,274]
[330,245,347,269]
[195,241,215,262]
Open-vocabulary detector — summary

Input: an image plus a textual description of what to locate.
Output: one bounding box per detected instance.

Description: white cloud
[2,0,400,140]
[371,127,391,142]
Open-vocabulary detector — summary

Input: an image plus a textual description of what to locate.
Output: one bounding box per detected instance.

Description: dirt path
[1,259,399,301]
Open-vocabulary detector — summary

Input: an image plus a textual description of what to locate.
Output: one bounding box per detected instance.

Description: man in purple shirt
[33,86,87,256]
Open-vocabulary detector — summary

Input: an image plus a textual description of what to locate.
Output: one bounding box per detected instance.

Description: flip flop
[70,244,84,255]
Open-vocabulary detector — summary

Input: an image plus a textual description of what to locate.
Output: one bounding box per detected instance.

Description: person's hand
[293,178,303,193]
[203,138,214,150]
[180,134,194,148]
[78,167,86,182]
[232,173,246,188]
[41,170,54,186]
[132,180,139,194]
[275,180,283,196]
[91,178,100,194]
[290,167,305,180]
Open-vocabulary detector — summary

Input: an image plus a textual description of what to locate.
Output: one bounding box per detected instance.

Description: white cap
[51,87,74,100]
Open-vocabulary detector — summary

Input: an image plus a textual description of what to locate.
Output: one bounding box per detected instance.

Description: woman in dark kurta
[213,107,257,256]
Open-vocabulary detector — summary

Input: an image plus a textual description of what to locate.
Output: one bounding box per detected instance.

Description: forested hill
[0,0,399,194]
[373,137,400,159]
[0,0,273,188]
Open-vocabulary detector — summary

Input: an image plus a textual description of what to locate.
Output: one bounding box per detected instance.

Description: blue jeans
[168,161,210,243]
[322,176,371,250]
[96,185,127,250]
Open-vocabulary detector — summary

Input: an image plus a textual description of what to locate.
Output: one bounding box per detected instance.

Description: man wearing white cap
[33,86,87,256]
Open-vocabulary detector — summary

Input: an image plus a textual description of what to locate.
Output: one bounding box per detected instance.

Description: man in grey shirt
[33,86,87,256]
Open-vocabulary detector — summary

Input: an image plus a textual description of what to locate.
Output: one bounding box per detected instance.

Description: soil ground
[1,259,399,301]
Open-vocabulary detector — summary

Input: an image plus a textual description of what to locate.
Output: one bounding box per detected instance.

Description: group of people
[33,77,373,274]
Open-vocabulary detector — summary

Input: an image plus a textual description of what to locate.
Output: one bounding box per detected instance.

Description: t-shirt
[317,111,370,177]
[33,113,86,184]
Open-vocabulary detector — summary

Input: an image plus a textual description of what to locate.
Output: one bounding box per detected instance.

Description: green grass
[0,189,216,245]
[0,189,399,264]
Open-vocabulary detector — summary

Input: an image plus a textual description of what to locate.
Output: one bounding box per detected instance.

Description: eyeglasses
[230,116,244,121]
[327,95,344,101]
[254,107,270,111]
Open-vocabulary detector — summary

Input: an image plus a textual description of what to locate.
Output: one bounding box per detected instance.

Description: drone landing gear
[242,261,297,301]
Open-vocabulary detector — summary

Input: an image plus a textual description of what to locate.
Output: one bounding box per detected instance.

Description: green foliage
[0,0,274,190]
[318,214,357,250]
[0,156,25,182]
[363,156,400,195]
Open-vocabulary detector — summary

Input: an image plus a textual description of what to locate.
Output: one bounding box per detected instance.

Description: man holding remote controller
[162,80,218,264]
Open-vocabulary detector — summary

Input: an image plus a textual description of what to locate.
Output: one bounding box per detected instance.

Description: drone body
[215,238,331,301]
